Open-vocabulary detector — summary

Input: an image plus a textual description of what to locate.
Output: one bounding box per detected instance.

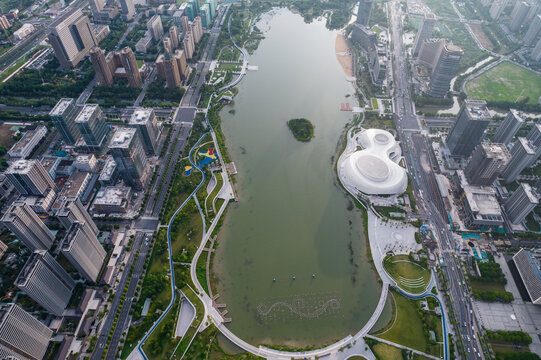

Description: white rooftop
[109,128,136,149]
[75,104,100,123]
[129,108,154,124]
[49,98,74,116]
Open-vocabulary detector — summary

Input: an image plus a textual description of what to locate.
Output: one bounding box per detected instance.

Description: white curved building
[339,129,407,195]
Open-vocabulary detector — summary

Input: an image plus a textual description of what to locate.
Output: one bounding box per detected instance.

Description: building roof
[75,104,99,123]
[129,108,154,125]
[8,126,46,156]
[93,186,131,206]
[480,143,511,161]
[463,100,491,121]
[99,156,116,182]
[7,159,37,174]
[109,128,136,149]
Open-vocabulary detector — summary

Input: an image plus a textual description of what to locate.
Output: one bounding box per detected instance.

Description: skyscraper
[147,15,164,41]
[446,100,491,157]
[413,13,436,56]
[48,8,97,68]
[464,143,510,186]
[180,15,189,34]
[129,108,160,155]
[504,183,539,225]
[428,44,463,98]
[163,37,173,54]
[493,109,525,144]
[0,303,53,360]
[49,98,82,145]
[89,0,104,19]
[524,14,541,46]
[192,17,203,43]
[200,3,211,27]
[156,53,181,88]
[526,123,541,166]
[1,201,55,251]
[15,250,75,316]
[61,221,106,282]
[532,37,541,61]
[183,31,195,59]
[169,25,179,49]
[57,196,98,235]
[501,137,537,183]
[109,128,149,190]
[490,0,509,20]
[5,159,55,197]
[511,1,531,31]
[90,47,114,86]
[75,104,109,151]
[119,0,135,20]
[120,46,142,88]
[206,0,217,19]
[356,0,373,27]
[174,49,188,79]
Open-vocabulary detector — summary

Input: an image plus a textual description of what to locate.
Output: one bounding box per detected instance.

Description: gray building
[147,15,164,41]
[413,13,436,56]
[89,46,114,86]
[532,37,541,61]
[16,250,75,316]
[57,196,98,236]
[49,98,82,145]
[465,143,510,186]
[48,8,97,68]
[89,0,104,18]
[502,137,537,183]
[61,221,106,282]
[493,109,525,144]
[119,0,135,20]
[524,14,541,46]
[1,201,55,251]
[418,38,445,69]
[356,0,373,27]
[5,159,55,197]
[109,128,149,190]
[0,303,52,360]
[526,123,541,165]
[75,104,109,152]
[428,43,463,98]
[511,1,531,31]
[351,23,377,53]
[129,108,160,155]
[446,100,491,157]
[505,183,539,225]
[513,249,541,304]
[98,156,118,186]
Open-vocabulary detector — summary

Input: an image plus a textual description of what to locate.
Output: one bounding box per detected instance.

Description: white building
[75,154,98,172]
[13,23,35,41]
[7,126,47,160]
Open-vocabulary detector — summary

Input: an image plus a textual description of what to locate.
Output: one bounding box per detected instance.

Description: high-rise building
[49,98,82,145]
[48,8,97,68]
[356,0,373,27]
[109,128,149,190]
[0,15,10,30]
[163,37,173,54]
[180,15,189,34]
[502,137,537,183]
[418,38,445,69]
[147,15,164,41]
[511,1,531,31]
[89,0,104,19]
[200,4,211,27]
[513,249,541,304]
[428,43,463,98]
[183,31,195,59]
[57,196,98,235]
[413,13,436,56]
[16,250,75,316]
[493,109,525,144]
[0,303,53,360]
[120,46,142,88]
[446,100,491,157]
[61,221,106,282]
[1,201,54,251]
[174,49,188,79]
[532,37,541,61]
[504,183,539,225]
[119,0,135,20]
[526,123,541,166]
[192,17,203,43]
[351,24,377,53]
[465,143,510,186]
[129,108,160,155]
[5,160,55,197]
[206,0,217,19]
[524,14,541,46]
[75,104,109,151]
[187,0,200,19]
[490,0,509,19]
[169,25,179,49]
[90,47,114,86]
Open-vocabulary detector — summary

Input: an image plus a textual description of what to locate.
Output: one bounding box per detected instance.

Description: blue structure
[200,3,211,27]
[186,1,196,20]
[206,0,217,19]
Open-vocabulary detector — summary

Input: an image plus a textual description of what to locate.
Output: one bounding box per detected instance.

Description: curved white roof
[340,129,407,195]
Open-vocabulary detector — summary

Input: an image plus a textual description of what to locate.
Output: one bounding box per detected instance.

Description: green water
[213,8,381,347]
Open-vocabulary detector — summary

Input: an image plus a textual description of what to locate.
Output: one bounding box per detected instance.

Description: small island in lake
[287,118,314,142]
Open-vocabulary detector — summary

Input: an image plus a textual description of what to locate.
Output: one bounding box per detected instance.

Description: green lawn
[370,343,403,360]
[383,255,431,294]
[424,0,458,18]
[206,172,223,214]
[466,61,541,104]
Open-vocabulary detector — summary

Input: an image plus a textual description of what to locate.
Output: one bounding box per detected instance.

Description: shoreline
[335,33,353,78]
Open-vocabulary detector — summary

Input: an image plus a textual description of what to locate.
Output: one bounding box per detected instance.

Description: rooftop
[8,126,46,155]
[517,137,537,154]
[61,222,84,251]
[129,108,154,125]
[75,104,100,123]
[94,186,131,206]
[75,154,95,163]
[481,143,511,161]
[521,183,539,204]
[49,98,75,117]
[15,250,46,286]
[99,156,116,181]
[7,159,37,174]
[464,100,491,121]
[109,128,136,149]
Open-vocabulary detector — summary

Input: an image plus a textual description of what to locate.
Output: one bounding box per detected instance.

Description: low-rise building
[99,156,118,186]
[13,23,35,41]
[7,125,47,160]
[93,186,131,213]
[52,171,93,211]
[135,32,153,53]
[75,154,98,173]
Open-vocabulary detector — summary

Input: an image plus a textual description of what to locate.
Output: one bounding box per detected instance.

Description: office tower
[120,46,142,88]
[513,249,541,304]
[61,221,106,282]
[356,0,373,27]
[206,0,217,19]
[413,13,436,56]
[0,303,53,360]
[188,0,200,18]
[16,251,75,316]
[186,1,195,20]
[493,109,525,144]
[200,4,211,27]
[57,196,98,235]
[511,1,531,31]
[490,0,509,20]
[192,17,203,43]
[532,37,541,61]
[129,108,160,155]
[351,24,377,52]
[163,37,172,54]
[89,0,104,18]
[147,15,164,41]
[75,104,109,151]
[446,100,491,157]
[50,98,82,145]
[428,44,463,98]
[418,38,445,69]
[174,49,187,79]
[109,128,149,190]
[164,54,181,87]
[169,25,179,49]
[5,160,55,197]
[89,47,114,86]
[1,201,55,251]
[48,8,97,68]
[465,143,510,186]
[180,15,189,34]
[502,137,537,183]
[526,123,541,165]
[504,183,539,225]
[119,0,135,20]
[524,14,541,45]
[183,31,195,59]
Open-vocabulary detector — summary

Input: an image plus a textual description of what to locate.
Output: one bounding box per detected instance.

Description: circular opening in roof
[374,133,390,145]
[355,154,389,182]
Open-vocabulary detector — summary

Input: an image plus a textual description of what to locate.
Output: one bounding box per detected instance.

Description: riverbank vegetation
[287,118,314,142]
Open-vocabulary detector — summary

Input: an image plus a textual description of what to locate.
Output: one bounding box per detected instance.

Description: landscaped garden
[383,255,431,294]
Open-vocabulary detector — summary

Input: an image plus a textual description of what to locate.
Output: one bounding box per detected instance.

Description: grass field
[371,343,403,360]
[424,0,458,18]
[383,255,431,294]
[466,61,541,104]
